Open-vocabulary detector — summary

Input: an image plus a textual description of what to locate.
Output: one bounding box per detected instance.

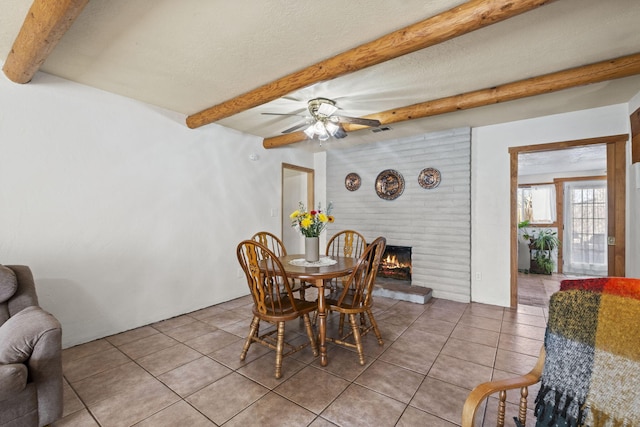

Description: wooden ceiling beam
[186,0,556,129]
[2,0,88,84]
[263,52,640,148]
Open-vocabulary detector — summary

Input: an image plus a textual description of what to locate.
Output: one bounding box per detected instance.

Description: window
[517,184,556,224]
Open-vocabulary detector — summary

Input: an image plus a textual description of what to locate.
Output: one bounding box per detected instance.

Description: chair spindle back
[237,240,298,316]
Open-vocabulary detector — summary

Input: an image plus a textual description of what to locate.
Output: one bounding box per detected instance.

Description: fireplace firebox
[377,245,411,283]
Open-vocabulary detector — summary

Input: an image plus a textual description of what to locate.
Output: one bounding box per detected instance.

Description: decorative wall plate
[344,173,361,191]
[418,167,441,189]
[375,169,405,200]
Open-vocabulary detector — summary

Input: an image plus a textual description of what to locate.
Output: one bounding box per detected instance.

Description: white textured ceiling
[1,0,640,152]
[518,145,607,177]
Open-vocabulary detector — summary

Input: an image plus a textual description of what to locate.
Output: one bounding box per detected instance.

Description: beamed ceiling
[2,0,640,152]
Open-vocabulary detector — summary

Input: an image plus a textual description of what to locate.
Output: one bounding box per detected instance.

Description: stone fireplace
[372,244,430,303]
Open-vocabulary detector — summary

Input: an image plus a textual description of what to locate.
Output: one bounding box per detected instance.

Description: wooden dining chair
[251,231,306,299]
[314,230,368,326]
[325,236,386,365]
[236,240,319,379]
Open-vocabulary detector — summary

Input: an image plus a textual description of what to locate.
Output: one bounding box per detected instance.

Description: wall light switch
[475,272,482,281]
[270,208,278,217]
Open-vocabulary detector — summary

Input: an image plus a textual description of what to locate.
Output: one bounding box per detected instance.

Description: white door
[563,180,607,276]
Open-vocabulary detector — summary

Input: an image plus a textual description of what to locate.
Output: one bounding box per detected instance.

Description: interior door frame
[509,134,627,307]
[281,163,314,248]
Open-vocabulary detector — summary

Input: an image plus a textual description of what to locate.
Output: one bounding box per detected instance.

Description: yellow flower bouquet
[290,202,334,238]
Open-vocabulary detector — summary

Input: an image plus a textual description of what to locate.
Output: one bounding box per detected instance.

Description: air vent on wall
[371,126,392,133]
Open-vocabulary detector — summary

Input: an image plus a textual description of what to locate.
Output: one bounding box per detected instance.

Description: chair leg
[302,313,319,356]
[367,309,384,345]
[295,279,306,301]
[349,314,366,365]
[498,390,507,427]
[274,321,285,379]
[517,386,529,426]
[240,316,260,361]
[339,313,346,335]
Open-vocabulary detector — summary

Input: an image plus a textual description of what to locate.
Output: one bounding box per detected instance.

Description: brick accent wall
[326,128,471,302]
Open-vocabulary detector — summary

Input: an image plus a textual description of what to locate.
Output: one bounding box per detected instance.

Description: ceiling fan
[263,98,381,142]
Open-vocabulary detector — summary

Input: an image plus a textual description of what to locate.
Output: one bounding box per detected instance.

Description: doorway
[281,163,314,254]
[509,134,627,307]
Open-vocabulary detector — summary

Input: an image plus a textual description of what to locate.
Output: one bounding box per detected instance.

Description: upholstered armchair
[462,277,640,427]
[0,265,63,427]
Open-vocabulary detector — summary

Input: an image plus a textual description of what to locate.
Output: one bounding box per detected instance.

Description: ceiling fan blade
[261,112,306,117]
[282,121,311,134]
[335,115,381,127]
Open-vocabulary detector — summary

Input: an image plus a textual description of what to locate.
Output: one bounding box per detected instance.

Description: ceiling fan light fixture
[318,132,330,142]
[317,102,338,117]
[314,121,329,140]
[325,121,340,136]
[303,125,315,139]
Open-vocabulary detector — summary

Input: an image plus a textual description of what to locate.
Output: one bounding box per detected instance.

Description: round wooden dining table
[279,255,356,366]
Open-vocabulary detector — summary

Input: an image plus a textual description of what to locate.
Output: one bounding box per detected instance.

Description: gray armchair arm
[28,316,63,426]
[0,306,63,426]
[0,363,28,401]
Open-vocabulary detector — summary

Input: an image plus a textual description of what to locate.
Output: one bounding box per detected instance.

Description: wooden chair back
[326,230,366,259]
[251,231,287,258]
[236,240,299,317]
[333,236,386,309]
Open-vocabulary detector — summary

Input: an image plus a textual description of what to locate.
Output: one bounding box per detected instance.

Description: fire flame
[381,254,409,270]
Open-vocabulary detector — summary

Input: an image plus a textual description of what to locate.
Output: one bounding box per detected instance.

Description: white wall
[471,104,633,306]
[0,70,314,347]
[628,91,640,278]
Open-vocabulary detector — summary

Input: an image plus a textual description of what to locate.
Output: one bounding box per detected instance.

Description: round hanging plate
[418,168,441,189]
[375,169,405,200]
[345,172,361,191]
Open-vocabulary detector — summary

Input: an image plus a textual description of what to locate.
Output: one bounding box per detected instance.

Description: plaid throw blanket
[534,277,640,427]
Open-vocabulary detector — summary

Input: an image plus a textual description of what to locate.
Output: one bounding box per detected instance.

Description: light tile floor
[53,274,563,427]
[516,271,571,307]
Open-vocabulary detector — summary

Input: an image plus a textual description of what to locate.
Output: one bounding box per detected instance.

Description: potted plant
[529,229,560,275]
[517,220,532,272]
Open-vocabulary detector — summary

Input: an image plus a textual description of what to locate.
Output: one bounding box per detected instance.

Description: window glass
[517,184,556,224]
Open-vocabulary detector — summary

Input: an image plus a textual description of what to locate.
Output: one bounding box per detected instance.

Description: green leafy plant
[532,251,555,274]
[529,229,560,274]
